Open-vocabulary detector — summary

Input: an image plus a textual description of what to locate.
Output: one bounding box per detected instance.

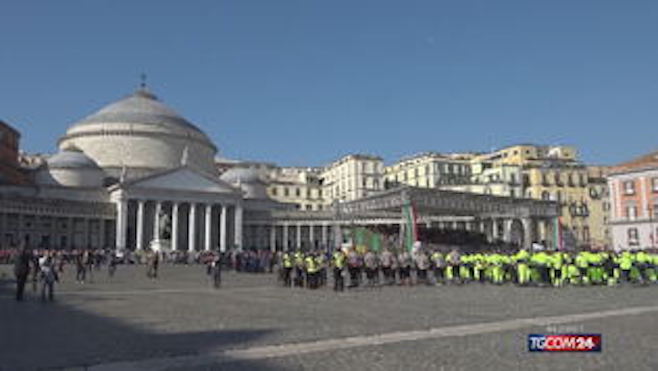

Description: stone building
[0,121,27,185]
[321,154,384,202]
[608,151,658,250]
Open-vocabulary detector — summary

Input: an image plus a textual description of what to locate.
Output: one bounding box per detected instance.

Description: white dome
[58,88,218,179]
[35,149,105,187]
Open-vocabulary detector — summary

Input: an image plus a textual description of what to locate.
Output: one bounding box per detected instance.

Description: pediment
[127,167,239,194]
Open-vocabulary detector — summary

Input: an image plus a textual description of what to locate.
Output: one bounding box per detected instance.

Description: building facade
[320,154,384,202]
[608,151,658,250]
[267,167,326,211]
[0,121,27,185]
[384,152,471,189]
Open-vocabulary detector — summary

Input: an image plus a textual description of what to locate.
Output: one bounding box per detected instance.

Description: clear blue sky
[1,0,657,167]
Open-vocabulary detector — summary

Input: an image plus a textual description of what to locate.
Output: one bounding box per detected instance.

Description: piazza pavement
[1,264,657,371]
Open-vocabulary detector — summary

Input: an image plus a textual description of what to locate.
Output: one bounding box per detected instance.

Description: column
[219,205,227,252]
[136,200,145,250]
[283,223,289,251]
[321,223,328,249]
[99,218,106,249]
[234,203,243,250]
[68,217,75,249]
[171,203,179,251]
[491,218,499,242]
[82,218,89,248]
[503,219,513,243]
[188,203,196,252]
[522,218,533,250]
[50,216,58,249]
[269,225,276,252]
[309,224,315,248]
[153,201,162,241]
[17,213,24,247]
[296,223,302,250]
[334,222,342,250]
[204,204,212,251]
[115,197,128,251]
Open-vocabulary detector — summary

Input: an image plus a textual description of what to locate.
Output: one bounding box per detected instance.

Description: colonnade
[244,215,557,252]
[0,212,112,249]
[114,197,243,252]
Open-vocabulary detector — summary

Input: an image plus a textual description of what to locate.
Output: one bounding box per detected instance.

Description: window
[271,187,278,196]
[624,180,635,195]
[627,228,639,246]
[626,205,638,220]
[583,226,590,242]
[295,188,301,197]
[510,174,516,185]
[652,178,658,192]
[284,187,289,197]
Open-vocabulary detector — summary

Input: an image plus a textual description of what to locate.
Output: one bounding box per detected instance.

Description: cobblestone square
[1,264,657,370]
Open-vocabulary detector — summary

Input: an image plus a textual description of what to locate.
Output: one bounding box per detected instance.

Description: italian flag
[402,202,418,252]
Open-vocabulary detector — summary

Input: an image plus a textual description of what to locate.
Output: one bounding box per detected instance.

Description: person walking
[39,254,59,302]
[75,250,86,284]
[14,247,31,301]
[211,253,222,288]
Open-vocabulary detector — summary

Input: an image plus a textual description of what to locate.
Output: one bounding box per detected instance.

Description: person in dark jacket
[14,247,32,301]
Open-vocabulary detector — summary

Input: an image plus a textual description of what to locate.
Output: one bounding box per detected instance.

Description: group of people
[13,248,61,302]
[277,247,658,291]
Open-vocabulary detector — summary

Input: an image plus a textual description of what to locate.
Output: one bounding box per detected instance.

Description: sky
[1,0,657,167]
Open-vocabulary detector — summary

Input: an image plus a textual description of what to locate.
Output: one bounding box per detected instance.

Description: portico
[111,166,242,252]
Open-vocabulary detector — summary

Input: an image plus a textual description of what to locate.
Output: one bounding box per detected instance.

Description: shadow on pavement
[0,278,282,371]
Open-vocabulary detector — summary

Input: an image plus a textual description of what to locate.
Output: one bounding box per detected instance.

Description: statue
[159,210,172,240]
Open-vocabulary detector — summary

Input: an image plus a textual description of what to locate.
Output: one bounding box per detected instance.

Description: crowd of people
[2,246,277,302]
[6,244,658,302]
[277,246,658,291]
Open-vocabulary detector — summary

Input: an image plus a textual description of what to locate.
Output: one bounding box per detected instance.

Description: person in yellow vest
[635,250,651,284]
[514,249,530,286]
[575,251,590,285]
[332,249,346,292]
[294,251,305,288]
[281,252,293,287]
[618,251,633,283]
[305,253,318,289]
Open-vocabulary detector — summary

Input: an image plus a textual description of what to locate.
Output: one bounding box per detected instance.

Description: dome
[47,147,102,170]
[58,88,218,179]
[220,168,270,199]
[35,149,105,187]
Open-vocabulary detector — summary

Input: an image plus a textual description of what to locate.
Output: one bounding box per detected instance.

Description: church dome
[47,146,101,169]
[58,87,218,179]
[35,148,105,187]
